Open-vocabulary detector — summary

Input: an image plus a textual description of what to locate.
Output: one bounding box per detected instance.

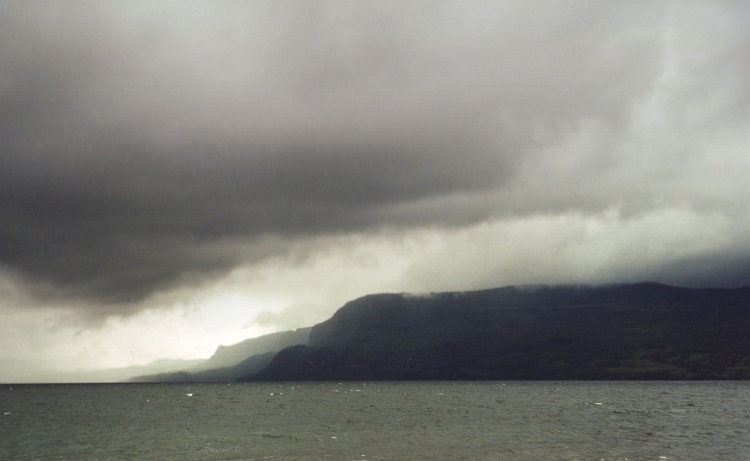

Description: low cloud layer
[1,1,749,321]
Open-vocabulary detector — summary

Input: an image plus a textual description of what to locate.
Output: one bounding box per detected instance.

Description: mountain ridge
[190,327,311,371]
[129,327,311,382]
[241,283,750,381]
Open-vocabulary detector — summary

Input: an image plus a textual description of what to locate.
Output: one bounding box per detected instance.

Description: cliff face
[244,284,750,381]
[308,293,413,347]
[191,327,311,371]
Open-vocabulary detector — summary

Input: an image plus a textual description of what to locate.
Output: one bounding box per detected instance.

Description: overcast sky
[1,1,749,381]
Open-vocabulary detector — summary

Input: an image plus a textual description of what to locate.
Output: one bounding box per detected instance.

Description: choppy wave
[1,381,748,460]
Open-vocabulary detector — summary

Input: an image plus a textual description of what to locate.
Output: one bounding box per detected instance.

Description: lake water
[1,381,748,460]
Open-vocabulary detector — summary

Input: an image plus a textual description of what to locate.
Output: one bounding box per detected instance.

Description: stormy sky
[1,1,749,381]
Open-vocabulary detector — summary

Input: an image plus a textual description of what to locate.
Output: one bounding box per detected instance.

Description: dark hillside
[242,284,750,381]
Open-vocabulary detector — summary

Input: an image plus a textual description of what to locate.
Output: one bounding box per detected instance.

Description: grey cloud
[645,251,750,290]
[1,1,749,310]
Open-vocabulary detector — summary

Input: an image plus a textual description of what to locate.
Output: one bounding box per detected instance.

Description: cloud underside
[1,1,749,313]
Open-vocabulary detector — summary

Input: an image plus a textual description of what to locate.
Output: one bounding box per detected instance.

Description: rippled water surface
[1,381,748,460]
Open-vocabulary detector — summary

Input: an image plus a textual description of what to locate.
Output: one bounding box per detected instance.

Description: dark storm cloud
[1,1,749,309]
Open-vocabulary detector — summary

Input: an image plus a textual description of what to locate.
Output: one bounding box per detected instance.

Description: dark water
[1,381,748,460]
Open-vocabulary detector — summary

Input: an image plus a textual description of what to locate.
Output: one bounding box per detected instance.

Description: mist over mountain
[2,2,750,381]
[191,328,311,371]
[240,283,750,381]
[131,327,310,382]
